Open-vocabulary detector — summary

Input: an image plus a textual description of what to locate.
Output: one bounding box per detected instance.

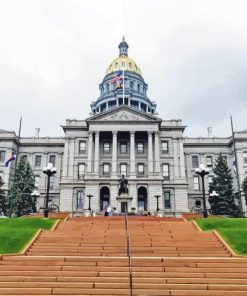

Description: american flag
[110,72,123,84]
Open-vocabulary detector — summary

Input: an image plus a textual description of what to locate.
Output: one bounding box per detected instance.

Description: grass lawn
[196,218,247,255]
[0,217,57,254]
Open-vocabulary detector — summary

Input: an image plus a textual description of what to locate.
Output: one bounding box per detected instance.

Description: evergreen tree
[242,176,247,206]
[208,154,239,216]
[0,177,8,215]
[8,156,35,216]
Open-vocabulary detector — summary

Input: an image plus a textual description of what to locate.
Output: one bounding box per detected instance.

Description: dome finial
[118,36,129,56]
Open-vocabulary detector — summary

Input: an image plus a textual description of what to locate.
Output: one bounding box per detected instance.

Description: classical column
[68,139,75,177]
[179,140,186,178]
[148,131,153,173]
[94,131,100,174]
[154,132,160,173]
[87,132,93,173]
[112,131,118,174]
[130,131,135,175]
[173,140,179,178]
[62,141,69,177]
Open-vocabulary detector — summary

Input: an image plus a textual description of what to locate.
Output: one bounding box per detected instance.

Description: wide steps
[0,217,244,295]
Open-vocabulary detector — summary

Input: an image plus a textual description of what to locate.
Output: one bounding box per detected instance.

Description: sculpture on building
[118,175,128,195]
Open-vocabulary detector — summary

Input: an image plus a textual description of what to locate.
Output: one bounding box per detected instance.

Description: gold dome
[106,55,142,76]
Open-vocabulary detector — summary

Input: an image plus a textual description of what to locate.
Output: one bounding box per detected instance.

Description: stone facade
[0,39,247,216]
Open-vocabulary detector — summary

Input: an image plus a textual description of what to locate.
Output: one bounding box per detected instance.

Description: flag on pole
[4,152,16,167]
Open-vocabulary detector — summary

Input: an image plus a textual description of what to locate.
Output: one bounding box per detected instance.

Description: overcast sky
[0,0,247,138]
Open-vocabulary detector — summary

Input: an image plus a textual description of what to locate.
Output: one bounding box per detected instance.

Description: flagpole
[123,69,125,103]
[9,116,22,217]
[14,116,22,171]
[230,115,243,217]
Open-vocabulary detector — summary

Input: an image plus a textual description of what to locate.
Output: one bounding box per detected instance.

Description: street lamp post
[154,194,161,212]
[87,194,93,212]
[31,190,40,213]
[43,163,57,218]
[195,164,210,218]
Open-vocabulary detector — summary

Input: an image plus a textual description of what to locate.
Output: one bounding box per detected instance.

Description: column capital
[112,131,118,135]
[148,131,154,136]
[130,131,135,135]
[95,131,100,136]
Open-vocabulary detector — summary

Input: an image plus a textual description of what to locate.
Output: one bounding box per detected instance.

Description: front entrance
[121,201,128,213]
[138,186,147,211]
[100,186,110,210]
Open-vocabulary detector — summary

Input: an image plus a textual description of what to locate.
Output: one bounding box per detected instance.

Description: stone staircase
[0,217,247,295]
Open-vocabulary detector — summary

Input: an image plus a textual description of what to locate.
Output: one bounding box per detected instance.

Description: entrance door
[121,202,128,213]
[100,186,110,210]
[138,187,147,211]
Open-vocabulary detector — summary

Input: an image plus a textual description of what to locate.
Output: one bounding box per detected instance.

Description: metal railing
[124,208,133,296]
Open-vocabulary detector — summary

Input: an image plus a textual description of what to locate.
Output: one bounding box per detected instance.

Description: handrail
[124,208,133,296]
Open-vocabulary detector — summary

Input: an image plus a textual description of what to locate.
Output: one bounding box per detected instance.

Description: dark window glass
[120,143,127,154]
[78,164,85,179]
[164,192,171,209]
[79,141,86,153]
[161,141,168,153]
[137,142,144,153]
[49,155,56,166]
[35,155,41,167]
[103,143,110,153]
[0,151,5,162]
[103,163,110,175]
[137,164,144,175]
[192,155,199,168]
[162,164,169,180]
[206,156,213,167]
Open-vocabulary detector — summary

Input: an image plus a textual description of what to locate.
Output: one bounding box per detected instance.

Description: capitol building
[1,38,247,216]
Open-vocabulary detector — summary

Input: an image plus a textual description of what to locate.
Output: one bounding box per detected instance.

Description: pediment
[87,106,160,122]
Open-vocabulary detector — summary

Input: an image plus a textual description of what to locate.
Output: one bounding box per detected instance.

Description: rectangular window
[193,176,200,190]
[192,155,199,168]
[162,164,169,180]
[78,164,85,179]
[49,155,56,166]
[0,151,5,163]
[34,176,40,188]
[79,141,86,153]
[49,176,54,189]
[164,191,171,209]
[137,142,144,153]
[120,164,127,177]
[161,141,168,153]
[77,191,84,209]
[120,142,127,154]
[35,155,41,167]
[206,156,213,167]
[21,155,27,162]
[137,164,144,175]
[244,152,247,164]
[103,163,110,175]
[103,142,110,154]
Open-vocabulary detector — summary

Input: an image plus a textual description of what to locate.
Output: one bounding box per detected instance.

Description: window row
[193,175,213,190]
[79,141,169,154]
[191,155,230,169]
[34,175,55,189]
[78,163,170,179]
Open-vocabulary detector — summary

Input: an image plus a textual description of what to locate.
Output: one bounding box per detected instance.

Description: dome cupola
[91,38,156,115]
[118,36,129,56]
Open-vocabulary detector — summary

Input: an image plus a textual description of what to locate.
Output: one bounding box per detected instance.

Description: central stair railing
[125,208,133,296]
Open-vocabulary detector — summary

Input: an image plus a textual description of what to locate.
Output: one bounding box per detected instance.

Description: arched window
[100,186,110,211]
[138,187,147,211]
